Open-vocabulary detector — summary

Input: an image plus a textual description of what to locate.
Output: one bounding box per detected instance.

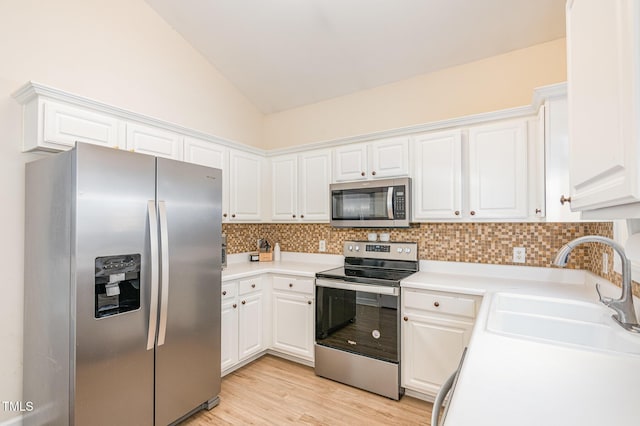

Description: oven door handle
[315,279,400,296]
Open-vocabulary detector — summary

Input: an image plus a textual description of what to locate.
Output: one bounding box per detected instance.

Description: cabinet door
[221,299,239,372]
[402,315,471,396]
[238,292,263,360]
[229,150,263,220]
[299,150,331,221]
[412,130,463,220]
[183,137,230,221]
[333,144,368,182]
[468,120,528,219]
[126,122,183,160]
[543,98,581,221]
[370,137,410,178]
[271,155,298,221]
[42,101,123,150]
[567,0,640,211]
[272,291,314,360]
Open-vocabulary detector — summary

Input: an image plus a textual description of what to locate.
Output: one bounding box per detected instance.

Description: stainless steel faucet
[553,235,640,333]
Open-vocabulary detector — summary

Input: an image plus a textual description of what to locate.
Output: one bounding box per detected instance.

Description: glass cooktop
[315,266,416,286]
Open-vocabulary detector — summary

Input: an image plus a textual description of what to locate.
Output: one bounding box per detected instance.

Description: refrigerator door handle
[158,200,170,346]
[146,200,159,351]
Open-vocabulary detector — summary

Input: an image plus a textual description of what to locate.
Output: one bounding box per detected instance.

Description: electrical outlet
[603,252,609,274]
[319,240,327,252]
[513,247,526,264]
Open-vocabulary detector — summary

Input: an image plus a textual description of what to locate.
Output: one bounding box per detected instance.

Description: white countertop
[222,251,342,281]
[405,261,640,426]
[221,255,640,425]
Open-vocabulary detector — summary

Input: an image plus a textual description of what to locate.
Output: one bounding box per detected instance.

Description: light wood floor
[183,355,432,425]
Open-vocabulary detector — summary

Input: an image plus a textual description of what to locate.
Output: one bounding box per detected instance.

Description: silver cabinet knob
[560,195,572,205]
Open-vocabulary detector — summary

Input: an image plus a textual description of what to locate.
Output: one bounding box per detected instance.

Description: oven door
[315,279,400,363]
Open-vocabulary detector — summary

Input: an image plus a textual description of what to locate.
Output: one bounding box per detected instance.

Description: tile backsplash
[222,221,639,297]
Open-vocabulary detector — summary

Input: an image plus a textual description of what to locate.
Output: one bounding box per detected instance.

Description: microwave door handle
[387,187,394,219]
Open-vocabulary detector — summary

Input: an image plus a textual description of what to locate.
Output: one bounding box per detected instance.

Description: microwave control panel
[394,186,406,219]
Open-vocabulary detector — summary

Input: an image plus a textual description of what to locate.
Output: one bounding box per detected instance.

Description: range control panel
[343,240,418,261]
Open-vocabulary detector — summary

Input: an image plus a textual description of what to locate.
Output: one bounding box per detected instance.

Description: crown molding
[13,80,567,158]
[268,82,568,157]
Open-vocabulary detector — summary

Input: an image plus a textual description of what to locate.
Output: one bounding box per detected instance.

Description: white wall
[0,0,263,422]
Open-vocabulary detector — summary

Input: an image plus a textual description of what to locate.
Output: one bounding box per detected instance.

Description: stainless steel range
[314,240,418,400]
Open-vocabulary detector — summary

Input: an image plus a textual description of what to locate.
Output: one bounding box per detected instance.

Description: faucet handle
[595,283,614,305]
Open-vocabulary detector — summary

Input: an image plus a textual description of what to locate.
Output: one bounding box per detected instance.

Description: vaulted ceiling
[146,0,565,114]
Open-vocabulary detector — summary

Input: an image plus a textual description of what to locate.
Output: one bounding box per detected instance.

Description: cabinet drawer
[273,276,313,295]
[221,283,237,300]
[239,277,262,295]
[404,290,477,319]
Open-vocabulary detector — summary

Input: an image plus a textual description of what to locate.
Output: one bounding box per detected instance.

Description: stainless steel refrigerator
[23,142,222,425]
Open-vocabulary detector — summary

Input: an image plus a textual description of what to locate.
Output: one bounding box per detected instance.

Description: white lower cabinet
[271,276,314,361]
[221,276,266,373]
[220,282,239,372]
[401,288,480,399]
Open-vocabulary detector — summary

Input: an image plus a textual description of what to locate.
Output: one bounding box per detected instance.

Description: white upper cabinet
[184,137,230,221]
[271,155,298,221]
[19,99,124,152]
[333,143,368,181]
[298,150,332,221]
[41,101,124,151]
[229,149,264,221]
[542,95,582,221]
[412,130,463,220]
[126,122,183,160]
[332,137,409,182]
[271,149,331,222]
[468,120,529,219]
[370,137,410,179]
[412,118,538,221]
[567,0,640,215]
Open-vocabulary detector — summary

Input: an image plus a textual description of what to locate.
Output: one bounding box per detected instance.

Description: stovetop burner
[315,266,416,286]
[315,240,419,286]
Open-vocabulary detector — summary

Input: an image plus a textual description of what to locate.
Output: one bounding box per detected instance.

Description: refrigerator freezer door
[74,144,156,426]
[155,158,222,425]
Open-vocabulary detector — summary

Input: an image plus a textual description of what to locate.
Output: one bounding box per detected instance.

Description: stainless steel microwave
[330,177,411,228]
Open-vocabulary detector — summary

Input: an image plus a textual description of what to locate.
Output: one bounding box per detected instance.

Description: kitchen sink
[486,293,640,355]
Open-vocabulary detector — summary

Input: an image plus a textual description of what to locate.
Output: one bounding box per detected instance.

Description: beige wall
[263,38,566,149]
[0,0,262,422]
